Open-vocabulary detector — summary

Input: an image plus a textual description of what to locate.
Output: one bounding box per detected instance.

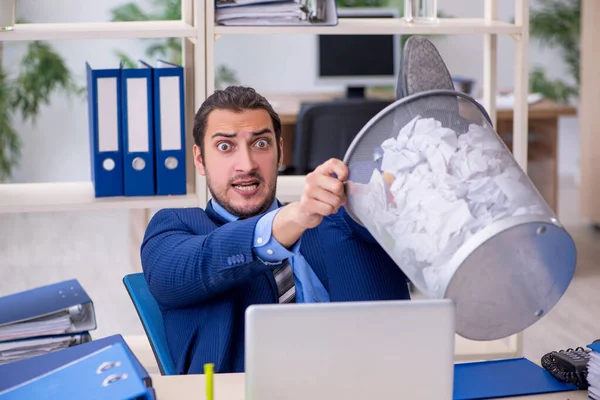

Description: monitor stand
[346,86,366,99]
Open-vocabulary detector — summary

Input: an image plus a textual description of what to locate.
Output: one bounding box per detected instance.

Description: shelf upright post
[483,0,497,128]
[513,0,530,174]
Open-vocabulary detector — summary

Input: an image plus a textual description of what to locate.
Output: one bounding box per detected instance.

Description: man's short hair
[193,86,282,161]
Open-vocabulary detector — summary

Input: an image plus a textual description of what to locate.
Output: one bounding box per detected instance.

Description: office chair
[123,273,177,376]
[291,98,391,175]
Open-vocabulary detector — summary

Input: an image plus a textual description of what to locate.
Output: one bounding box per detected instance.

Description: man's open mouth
[232,181,260,192]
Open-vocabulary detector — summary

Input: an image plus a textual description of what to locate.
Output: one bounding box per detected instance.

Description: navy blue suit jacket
[140,202,410,374]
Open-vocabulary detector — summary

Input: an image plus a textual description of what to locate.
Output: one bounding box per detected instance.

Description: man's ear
[193,145,206,176]
[278,136,284,169]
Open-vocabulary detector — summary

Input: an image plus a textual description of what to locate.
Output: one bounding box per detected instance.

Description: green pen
[204,363,214,400]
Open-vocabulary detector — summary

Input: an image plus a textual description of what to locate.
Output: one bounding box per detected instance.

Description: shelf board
[0,21,197,41]
[0,182,200,214]
[214,18,523,36]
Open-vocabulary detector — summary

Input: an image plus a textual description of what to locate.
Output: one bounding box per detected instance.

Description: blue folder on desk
[0,341,154,400]
[453,357,577,400]
[0,279,96,343]
[0,334,153,394]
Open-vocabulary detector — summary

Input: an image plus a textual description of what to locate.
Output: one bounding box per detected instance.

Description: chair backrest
[123,273,176,375]
[292,98,392,175]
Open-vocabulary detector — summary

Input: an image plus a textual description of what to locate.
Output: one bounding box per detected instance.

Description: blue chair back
[123,273,176,375]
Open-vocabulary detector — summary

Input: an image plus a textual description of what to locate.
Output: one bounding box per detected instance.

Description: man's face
[194,108,283,219]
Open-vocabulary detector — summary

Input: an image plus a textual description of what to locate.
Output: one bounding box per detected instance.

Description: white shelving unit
[0,0,530,360]
[0,2,207,214]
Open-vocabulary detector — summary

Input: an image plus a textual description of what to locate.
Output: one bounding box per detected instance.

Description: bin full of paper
[343,89,576,341]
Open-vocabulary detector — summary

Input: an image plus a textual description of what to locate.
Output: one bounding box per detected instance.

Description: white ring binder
[101,373,128,387]
[96,360,121,374]
[102,158,115,171]
[132,157,146,171]
[165,156,178,170]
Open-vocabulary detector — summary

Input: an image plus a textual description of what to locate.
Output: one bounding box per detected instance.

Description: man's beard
[207,171,277,219]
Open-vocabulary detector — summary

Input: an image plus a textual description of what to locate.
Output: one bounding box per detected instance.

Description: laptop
[245,299,455,400]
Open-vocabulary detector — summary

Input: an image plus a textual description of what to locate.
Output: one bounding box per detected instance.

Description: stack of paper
[588,342,600,399]
[0,336,89,365]
[0,312,73,342]
[0,279,97,365]
[215,0,325,26]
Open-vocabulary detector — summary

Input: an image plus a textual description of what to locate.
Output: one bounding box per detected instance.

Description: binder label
[126,78,150,153]
[97,78,119,152]
[159,76,182,151]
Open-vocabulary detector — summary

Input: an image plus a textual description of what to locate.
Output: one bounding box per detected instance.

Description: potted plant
[529,0,579,103]
[0,37,80,182]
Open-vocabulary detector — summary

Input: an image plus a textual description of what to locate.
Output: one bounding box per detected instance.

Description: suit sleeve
[140,208,275,309]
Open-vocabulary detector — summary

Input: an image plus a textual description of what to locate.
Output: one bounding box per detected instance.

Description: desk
[268,92,577,214]
[150,373,588,400]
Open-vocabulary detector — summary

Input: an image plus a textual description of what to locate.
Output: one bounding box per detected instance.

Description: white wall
[3,0,579,183]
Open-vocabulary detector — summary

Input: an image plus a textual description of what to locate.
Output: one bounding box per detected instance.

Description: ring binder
[0,342,154,400]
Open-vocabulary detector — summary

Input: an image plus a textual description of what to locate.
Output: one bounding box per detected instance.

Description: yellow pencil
[204,363,214,400]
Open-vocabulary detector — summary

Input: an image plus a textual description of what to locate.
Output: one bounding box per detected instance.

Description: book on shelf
[0,279,96,365]
[215,0,338,26]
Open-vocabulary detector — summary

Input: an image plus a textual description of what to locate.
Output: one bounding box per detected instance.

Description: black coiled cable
[541,347,589,390]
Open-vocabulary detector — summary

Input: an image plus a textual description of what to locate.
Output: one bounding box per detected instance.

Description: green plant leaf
[0,68,21,183]
[530,67,578,103]
[115,51,138,69]
[529,0,580,87]
[11,42,77,124]
[110,3,151,21]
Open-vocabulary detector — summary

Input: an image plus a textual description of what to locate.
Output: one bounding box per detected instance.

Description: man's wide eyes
[216,139,269,151]
[217,142,231,151]
[255,139,269,148]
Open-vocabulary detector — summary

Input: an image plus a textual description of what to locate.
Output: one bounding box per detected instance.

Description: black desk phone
[541,344,597,390]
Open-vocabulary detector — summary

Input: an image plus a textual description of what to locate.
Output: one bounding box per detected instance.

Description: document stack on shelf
[215,0,338,26]
[86,59,187,198]
[588,341,600,399]
[0,279,96,365]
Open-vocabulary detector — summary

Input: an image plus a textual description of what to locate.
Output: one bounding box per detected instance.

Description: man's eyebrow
[211,132,236,139]
[252,128,273,136]
[210,128,273,140]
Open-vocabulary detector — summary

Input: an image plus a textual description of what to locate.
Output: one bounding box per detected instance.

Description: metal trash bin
[343,89,576,341]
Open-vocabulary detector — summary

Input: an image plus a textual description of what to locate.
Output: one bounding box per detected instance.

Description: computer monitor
[316,7,399,98]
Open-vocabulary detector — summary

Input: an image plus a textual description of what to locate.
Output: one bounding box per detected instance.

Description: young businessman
[140,86,411,374]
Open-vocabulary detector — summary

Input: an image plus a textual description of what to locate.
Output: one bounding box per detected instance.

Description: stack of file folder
[0,334,155,400]
[215,0,338,26]
[0,279,96,365]
[86,60,187,198]
[588,342,600,399]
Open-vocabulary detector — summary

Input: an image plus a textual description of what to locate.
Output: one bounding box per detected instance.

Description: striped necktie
[273,261,295,304]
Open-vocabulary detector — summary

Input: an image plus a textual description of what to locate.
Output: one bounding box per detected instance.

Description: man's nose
[235,146,257,172]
